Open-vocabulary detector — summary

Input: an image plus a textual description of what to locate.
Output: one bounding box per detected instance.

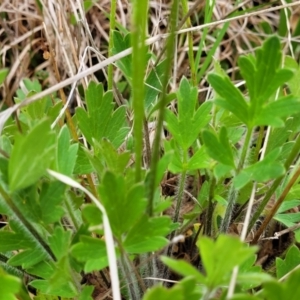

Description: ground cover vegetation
[1,0,300,299]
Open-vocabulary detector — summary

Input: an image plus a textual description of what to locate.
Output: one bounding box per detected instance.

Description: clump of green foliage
[2,1,300,299]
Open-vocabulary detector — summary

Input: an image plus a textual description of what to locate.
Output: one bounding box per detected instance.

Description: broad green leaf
[96,139,130,174]
[202,127,235,168]
[71,236,108,273]
[262,268,300,300]
[197,235,257,288]
[38,182,65,224]
[143,277,201,300]
[73,145,94,175]
[8,249,46,268]
[284,56,300,97]
[98,171,147,238]
[0,232,29,251]
[234,148,285,189]
[165,77,212,150]
[124,216,172,253]
[276,245,300,279]
[0,68,8,85]
[266,116,300,155]
[208,74,249,125]
[238,254,272,290]
[47,256,77,298]
[26,261,54,279]
[143,285,184,300]
[254,95,300,127]
[274,213,300,228]
[161,257,205,283]
[187,147,211,170]
[239,36,293,117]
[277,200,300,214]
[0,268,22,300]
[30,262,77,298]
[48,227,72,260]
[82,204,103,228]
[8,119,55,191]
[56,125,78,176]
[78,285,94,300]
[76,82,128,148]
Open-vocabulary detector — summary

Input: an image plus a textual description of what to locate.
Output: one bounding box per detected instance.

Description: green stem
[221,127,253,233]
[119,243,145,300]
[237,127,253,172]
[147,0,179,216]
[0,253,37,280]
[132,0,148,183]
[64,194,80,231]
[0,186,56,261]
[205,176,216,236]
[108,0,117,90]
[181,0,197,86]
[173,171,187,224]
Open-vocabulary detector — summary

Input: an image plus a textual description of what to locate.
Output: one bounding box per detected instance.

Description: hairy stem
[108,0,117,90]
[221,127,253,233]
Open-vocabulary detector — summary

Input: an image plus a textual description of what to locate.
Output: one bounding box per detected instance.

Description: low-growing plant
[2,0,300,299]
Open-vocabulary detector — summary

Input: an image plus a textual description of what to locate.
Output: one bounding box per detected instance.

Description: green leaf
[254,95,300,127]
[112,32,132,82]
[145,60,167,109]
[0,68,9,85]
[262,268,300,300]
[208,74,249,125]
[73,145,94,175]
[8,119,55,191]
[82,204,103,228]
[238,254,272,290]
[276,245,300,279]
[48,227,72,260]
[47,256,77,298]
[234,148,285,189]
[8,249,46,268]
[197,235,257,288]
[165,77,212,150]
[56,125,78,176]
[239,37,293,117]
[143,285,184,300]
[0,231,29,252]
[38,182,65,224]
[277,200,300,214]
[76,82,128,148]
[98,171,147,238]
[143,276,202,300]
[284,56,300,97]
[78,285,94,300]
[161,257,205,283]
[30,257,77,298]
[97,139,130,174]
[124,216,172,253]
[187,147,211,170]
[0,267,22,300]
[71,236,108,273]
[202,127,235,168]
